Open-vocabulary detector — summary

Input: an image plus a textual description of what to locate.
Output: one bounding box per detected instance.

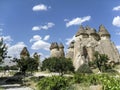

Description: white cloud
[32,4,49,11]
[30,35,50,51]
[116,45,120,52]
[0,36,13,47]
[32,22,55,31]
[32,26,40,31]
[7,42,26,58]
[0,30,13,47]
[112,16,120,27]
[65,36,75,45]
[43,35,50,41]
[65,16,91,27]
[0,29,13,42]
[31,40,50,51]
[116,32,120,35]
[2,36,13,42]
[30,35,42,42]
[117,46,120,49]
[113,6,120,11]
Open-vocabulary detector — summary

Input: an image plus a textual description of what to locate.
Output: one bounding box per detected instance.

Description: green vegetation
[37,76,71,90]
[73,73,120,90]
[36,73,120,90]
[77,63,93,73]
[35,53,120,90]
[0,38,7,64]
[42,57,74,75]
[89,51,113,72]
[0,38,120,90]
[0,87,4,90]
[13,47,39,75]
[14,57,39,75]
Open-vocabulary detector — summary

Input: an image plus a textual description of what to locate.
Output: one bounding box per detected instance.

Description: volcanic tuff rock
[50,25,120,71]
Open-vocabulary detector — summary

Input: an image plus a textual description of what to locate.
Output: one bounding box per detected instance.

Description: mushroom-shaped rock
[85,26,91,30]
[87,28,97,35]
[20,47,30,58]
[75,25,87,37]
[98,25,110,37]
[59,43,64,48]
[50,42,59,50]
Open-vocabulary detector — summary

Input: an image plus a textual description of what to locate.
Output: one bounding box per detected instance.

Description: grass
[0,86,4,90]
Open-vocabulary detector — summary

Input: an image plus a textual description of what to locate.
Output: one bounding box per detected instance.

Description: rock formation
[50,42,65,57]
[50,25,120,71]
[20,47,30,59]
[66,41,74,60]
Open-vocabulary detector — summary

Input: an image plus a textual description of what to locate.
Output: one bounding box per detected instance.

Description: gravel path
[1,84,33,90]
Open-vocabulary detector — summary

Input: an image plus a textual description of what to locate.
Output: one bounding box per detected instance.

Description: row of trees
[0,38,74,75]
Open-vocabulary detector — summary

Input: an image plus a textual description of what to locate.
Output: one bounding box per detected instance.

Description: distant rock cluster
[50,25,120,71]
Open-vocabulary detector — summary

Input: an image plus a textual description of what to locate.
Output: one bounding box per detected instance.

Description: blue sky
[0,0,120,61]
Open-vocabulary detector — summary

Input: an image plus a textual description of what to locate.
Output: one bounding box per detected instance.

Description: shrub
[36,73,120,90]
[37,76,71,90]
[73,73,120,90]
[77,64,93,74]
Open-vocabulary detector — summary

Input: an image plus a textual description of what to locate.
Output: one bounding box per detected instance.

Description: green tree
[14,57,27,74]
[13,47,39,75]
[94,51,110,72]
[27,57,39,73]
[42,57,74,75]
[9,65,18,70]
[33,52,41,70]
[0,38,7,63]
[14,57,39,75]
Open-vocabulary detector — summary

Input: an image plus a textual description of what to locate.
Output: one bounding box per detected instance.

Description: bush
[37,76,71,90]
[73,73,99,85]
[36,73,120,90]
[73,73,120,90]
[77,64,93,74]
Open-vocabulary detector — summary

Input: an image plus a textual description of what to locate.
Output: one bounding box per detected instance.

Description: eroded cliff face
[50,25,120,71]
[66,25,120,71]
[72,35,98,71]
[95,39,120,62]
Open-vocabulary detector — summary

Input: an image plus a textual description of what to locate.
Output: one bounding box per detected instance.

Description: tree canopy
[14,47,39,74]
[42,57,74,75]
